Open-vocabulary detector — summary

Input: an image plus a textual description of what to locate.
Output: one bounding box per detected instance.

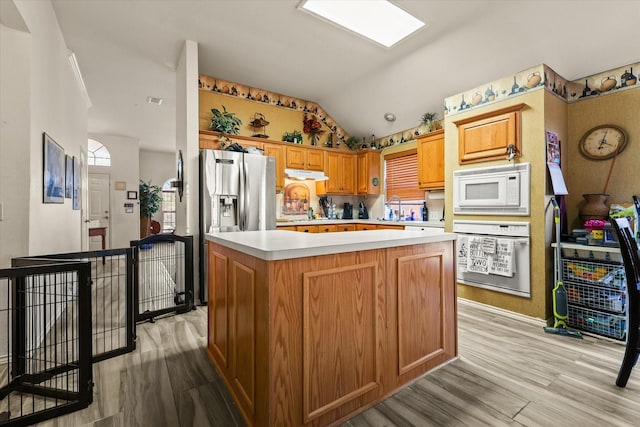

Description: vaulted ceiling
[51,0,640,152]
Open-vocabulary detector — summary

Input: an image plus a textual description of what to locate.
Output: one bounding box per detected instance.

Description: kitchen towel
[457,235,468,272]
[489,238,516,277]
[466,236,491,274]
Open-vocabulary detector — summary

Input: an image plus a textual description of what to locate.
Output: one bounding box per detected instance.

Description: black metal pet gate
[131,234,194,323]
[1,234,194,426]
[0,260,93,426]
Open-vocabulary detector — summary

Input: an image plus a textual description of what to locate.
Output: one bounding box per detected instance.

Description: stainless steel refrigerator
[198,149,276,302]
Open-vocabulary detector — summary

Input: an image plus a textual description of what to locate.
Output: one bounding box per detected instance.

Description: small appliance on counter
[319,196,330,218]
[358,201,369,219]
[343,203,353,219]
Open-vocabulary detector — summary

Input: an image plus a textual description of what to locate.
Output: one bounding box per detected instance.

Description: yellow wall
[199,91,350,151]
[444,90,549,319]
[566,88,640,230]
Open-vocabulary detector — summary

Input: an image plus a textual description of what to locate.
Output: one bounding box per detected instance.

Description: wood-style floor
[33,299,639,427]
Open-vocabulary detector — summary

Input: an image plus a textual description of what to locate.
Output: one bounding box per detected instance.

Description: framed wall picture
[72,156,80,210]
[65,155,73,198]
[127,191,138,200]
[43,132,65,203]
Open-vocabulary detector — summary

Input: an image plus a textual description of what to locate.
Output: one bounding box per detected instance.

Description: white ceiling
[51,0,640,153]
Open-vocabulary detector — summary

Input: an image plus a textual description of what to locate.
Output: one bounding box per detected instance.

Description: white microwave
[453,163,530,216]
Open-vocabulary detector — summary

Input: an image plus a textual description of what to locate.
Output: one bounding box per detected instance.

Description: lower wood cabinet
[356,224,375,231]
[337,224,356,232]
[207,240,456,427]
[317,224,337,233]
[296,225,318,233]
[376,224,404,230]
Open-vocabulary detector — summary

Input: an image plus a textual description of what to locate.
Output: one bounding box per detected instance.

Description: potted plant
[139,180,163,238]
[209,105,242,140]
[418,112,438,134]
[345,136,359,151]
[283,130,303,144]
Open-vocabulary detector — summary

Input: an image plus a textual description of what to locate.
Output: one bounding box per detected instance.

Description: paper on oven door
[489,238,516,277]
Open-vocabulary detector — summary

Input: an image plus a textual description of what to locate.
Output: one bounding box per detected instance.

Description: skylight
[299,0,425,48]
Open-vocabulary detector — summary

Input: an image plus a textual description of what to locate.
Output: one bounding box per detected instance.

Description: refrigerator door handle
[243,159,251,230]
[239,156,245,230]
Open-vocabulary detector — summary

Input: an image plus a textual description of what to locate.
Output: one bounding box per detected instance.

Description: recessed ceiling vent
[147,96,163,105]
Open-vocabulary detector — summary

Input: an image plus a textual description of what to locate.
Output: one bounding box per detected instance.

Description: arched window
[161,179,177,233]
[88,138,111,166]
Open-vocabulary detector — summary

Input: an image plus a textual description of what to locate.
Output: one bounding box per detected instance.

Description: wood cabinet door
[323,152,356,194]
[264,143,285,192]
[306,149,325,171]
[454,103,523,164]
[318,224,338,233]
[286,146,306,169]
[417,130,445,190]
[337,224,356,232]
[300,252,384,424]
[357,151,380,195]
[356,224,374,231]
[208,246,230,370]
[376,224,404,230]
[325,152,341,193]
[385,242,456,388]
[341,154,356,194]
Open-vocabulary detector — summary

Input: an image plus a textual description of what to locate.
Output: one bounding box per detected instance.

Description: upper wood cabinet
[286,146,324,171]
[319,152,356,194]
[453,103,524,164]
[357,151,381,195]
[417,130,445,190]
[263,143,285,192]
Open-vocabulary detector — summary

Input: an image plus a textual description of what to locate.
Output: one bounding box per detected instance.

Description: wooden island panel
[302,261,382,424]
[207,250,229,368]
[391,242,456,383]
[208,238,456,427]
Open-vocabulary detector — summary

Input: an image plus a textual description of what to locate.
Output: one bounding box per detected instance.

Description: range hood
[285,168,329,181]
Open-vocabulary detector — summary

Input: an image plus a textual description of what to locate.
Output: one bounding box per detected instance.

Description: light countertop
[276,219,445,228]
[206,229,456,261]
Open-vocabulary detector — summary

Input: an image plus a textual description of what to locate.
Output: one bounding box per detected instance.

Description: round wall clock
[579,124,628,160]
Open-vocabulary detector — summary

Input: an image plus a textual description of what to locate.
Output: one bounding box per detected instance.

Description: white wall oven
[454,220,530,298]
[453,163,530,216]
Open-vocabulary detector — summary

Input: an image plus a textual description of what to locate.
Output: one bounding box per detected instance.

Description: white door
[88,173,110,250]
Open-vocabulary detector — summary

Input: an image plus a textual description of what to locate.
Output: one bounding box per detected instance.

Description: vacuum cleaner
[543,197,583,339]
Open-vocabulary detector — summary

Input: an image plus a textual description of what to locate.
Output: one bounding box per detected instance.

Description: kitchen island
[205,229,457,427]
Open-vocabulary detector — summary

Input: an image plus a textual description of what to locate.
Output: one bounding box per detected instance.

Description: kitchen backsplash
[277,179,366,220]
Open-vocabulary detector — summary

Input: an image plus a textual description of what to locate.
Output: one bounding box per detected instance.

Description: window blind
[385,149,424,200]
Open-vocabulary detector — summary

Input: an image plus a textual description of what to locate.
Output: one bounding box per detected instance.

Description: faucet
[386,195,402,222]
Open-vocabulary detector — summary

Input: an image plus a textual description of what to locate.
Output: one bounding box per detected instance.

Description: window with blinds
[384,149,424,200]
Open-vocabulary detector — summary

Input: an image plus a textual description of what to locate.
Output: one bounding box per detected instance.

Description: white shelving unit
[556,243,627,340]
